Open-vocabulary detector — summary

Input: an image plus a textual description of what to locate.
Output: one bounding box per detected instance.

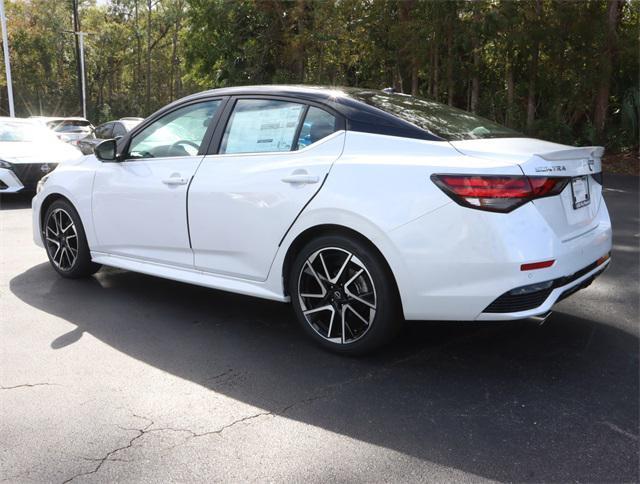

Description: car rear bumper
[388,197,613,321]
[475,256,610,320]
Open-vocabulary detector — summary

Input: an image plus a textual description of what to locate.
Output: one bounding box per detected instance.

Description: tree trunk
[411,63,419,96]
[506,50,514,126]
[146,0,152,114]
[526,0,542,132]
[470,8,480,113]
[433,43,440,101]
[170,7,182,102]
[446,10,455,106]
[134,0,142,102]
[594,0,622,141]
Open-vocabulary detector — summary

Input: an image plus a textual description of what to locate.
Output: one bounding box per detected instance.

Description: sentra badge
[535,165,567,173]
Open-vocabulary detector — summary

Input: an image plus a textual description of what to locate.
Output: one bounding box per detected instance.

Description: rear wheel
[43,200,101,278]
[289,234,402,355]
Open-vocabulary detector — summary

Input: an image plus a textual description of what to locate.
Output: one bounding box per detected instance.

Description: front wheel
[289,234,402,355]
[43,200,101,278]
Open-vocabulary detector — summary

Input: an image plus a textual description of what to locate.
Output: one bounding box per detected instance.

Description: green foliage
[0,0,637,151]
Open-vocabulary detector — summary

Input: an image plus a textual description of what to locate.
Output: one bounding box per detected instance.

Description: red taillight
[521,260,555,271]
[431,174,569,213]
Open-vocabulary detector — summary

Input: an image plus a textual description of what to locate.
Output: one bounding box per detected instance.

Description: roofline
[160,85,443,142]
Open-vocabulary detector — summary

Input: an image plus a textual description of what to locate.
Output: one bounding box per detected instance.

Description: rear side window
[295,107,336,150]
[220,99,305,154]
[95,123,113,139]
[112,123,127,137]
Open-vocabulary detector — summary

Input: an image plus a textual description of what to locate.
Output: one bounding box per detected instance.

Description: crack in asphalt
[600,421,639,442]
[62,420,154,483]
[59,327,487,483]
[60,411,275,483]
[0,382,58,390]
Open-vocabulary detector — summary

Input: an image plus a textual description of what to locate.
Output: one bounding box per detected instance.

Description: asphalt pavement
[1,175,638,483]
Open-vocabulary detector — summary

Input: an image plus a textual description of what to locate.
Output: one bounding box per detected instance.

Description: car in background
[0,117,82,193]
[76,117,143,155]
[30,116,94,144]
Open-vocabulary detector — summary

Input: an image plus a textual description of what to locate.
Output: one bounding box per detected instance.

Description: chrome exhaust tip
[530,311,553,326]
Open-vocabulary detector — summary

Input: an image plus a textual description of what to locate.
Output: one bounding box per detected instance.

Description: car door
[91,98,224,267]
[188,97,345,281]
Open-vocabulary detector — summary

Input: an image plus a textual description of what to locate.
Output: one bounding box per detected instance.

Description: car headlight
[36,174,50,194]
[0,159,12,169]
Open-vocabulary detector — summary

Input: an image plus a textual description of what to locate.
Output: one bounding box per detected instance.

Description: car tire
[289,234,402,355]
[43,199,101,278]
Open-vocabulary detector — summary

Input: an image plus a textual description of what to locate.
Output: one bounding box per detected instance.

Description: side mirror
[95,139,118,162]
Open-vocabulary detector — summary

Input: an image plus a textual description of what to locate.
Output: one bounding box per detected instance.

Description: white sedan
[32,86,612,354]
[0,117,83,193]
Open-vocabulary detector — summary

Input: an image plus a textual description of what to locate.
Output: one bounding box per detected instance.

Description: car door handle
[162,176,189,186]
[281,174,320,185]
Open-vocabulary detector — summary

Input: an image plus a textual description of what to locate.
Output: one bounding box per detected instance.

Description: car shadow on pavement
[9,263,639,482]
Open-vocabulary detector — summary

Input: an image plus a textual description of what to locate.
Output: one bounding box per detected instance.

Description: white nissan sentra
[32,86,612,354]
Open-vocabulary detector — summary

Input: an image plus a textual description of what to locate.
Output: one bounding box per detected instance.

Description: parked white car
[0,117,83,193]
[32,86,612,354]
[30,116,94,143]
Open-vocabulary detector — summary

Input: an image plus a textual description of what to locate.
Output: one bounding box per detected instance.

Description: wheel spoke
[46,237,60,246]
[330,253,352,284]
[347,292,376,310]
[303,304,334,316]
[345,303,373,326]
[57,247,66,266]
[318,252,331,282]
[326,307,336,339]
[303,261,327,297]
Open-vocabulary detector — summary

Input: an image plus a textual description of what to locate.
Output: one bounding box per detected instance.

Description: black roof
[175,85,442,142]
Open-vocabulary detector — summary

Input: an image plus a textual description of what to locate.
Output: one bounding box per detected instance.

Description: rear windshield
[47,120,92,131]
[347,90,522,141]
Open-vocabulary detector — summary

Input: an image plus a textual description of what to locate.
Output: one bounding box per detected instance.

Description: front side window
[295,107,337,150]
[128,100,221,159]
[220,99,305,154]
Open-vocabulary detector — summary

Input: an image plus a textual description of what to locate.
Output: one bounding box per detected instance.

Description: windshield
[0,121,60,142]
[347,89,522,141]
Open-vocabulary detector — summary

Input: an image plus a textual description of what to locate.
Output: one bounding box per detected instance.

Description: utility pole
[70,0,86,118]
[77,31,86,119]
[0,0,15,117]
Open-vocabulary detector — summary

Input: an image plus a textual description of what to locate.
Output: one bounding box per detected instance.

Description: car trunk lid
[450,138,605,242]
